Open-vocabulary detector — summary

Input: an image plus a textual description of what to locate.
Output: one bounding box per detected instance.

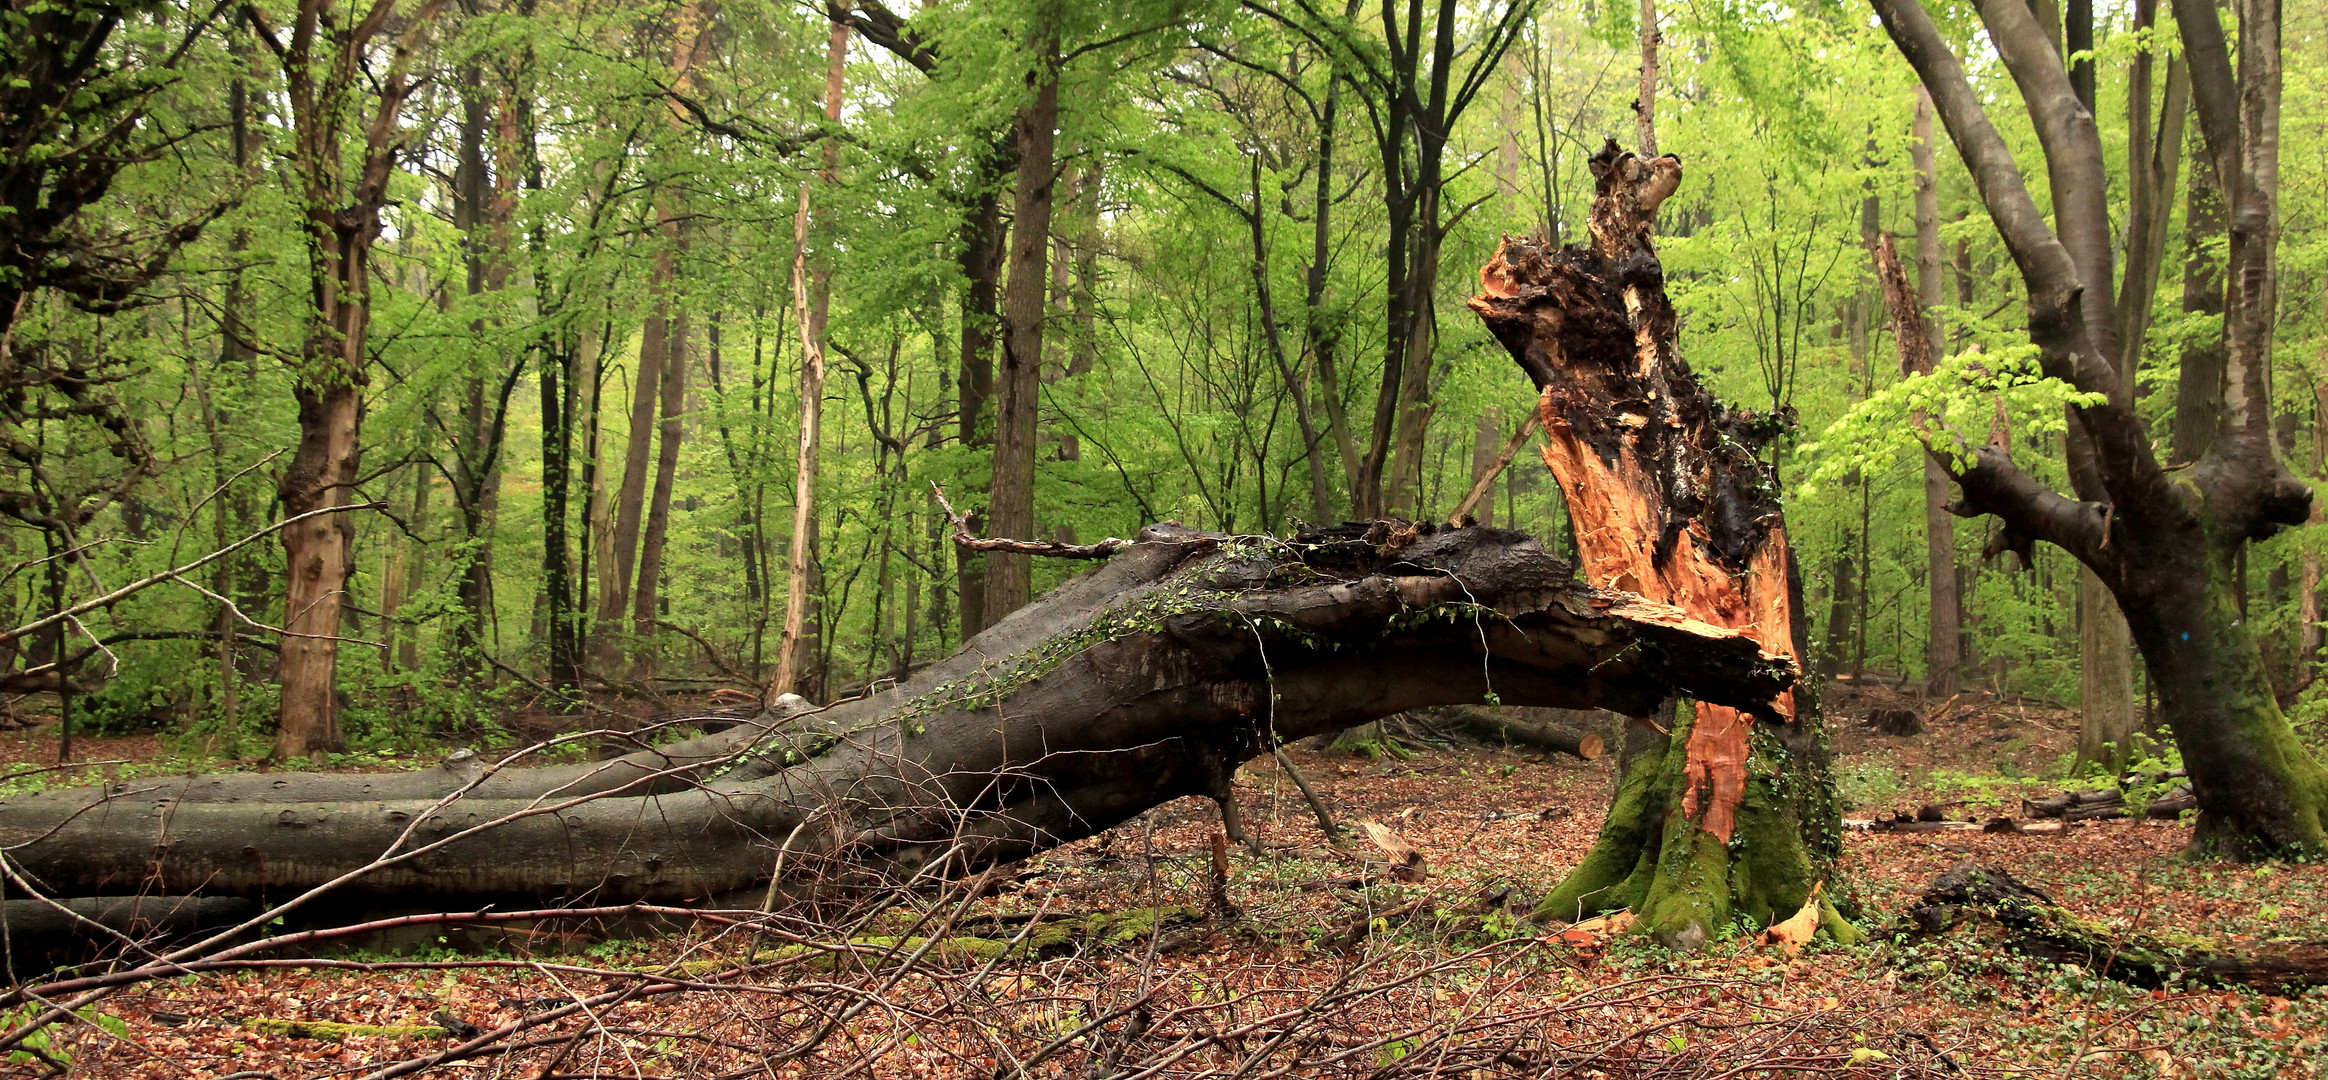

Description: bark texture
[1908,92,1963,696]
[986,13,1061,627]
[1469,143,1848,949]
[0,524,1788,915]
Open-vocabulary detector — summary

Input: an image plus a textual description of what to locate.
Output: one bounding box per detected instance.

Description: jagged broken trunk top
[1470,143,1846,947]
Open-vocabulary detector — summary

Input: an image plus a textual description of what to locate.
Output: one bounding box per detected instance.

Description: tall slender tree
[258,0,448,761]
[773,15,850,701]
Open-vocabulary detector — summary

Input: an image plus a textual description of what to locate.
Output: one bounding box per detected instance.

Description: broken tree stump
[1469,140,1850,949]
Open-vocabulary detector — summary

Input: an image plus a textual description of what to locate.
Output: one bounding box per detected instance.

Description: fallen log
[1421,705,1606,760]
[2022,788,2124,818]
[1907,863,2328,991]
[2148,785,2197,819]
[0,895,255,971]
[0,522,1790,917]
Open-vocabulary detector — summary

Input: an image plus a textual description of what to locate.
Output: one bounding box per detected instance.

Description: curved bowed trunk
[1470,142,1854,949]
[0,524,1791,914]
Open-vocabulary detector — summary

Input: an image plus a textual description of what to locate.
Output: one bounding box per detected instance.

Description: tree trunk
[448,64,506,680]
[986,17,1060,626]
[269,0,446,760]
[598,256,666,676]
[954,191,1004,639]
[1875,0,2325,857]
[773,17,848,702]
[2078,569,2140,770]
[2305,278,2328,687]
[1469,144,1851,948]
[1468,411,1501,528]
[1909,89,1962,696]
[632,291,687,675]
[1306,69,1362,506]
[2172,139,2227,464]
[274,382,361,760]
[0,525,1790,912]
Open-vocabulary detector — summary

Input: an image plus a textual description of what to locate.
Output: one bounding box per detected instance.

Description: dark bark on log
[1427,705,1605,760]
[2023,788,2124,818]
[2149,787,2198,818]
[0,523,1788,912]
[0,896,255,971]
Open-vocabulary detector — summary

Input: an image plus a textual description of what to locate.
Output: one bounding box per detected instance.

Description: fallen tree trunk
[1425,705,1606,760]
[2023,788,2126,819]
[0,522,1788,912]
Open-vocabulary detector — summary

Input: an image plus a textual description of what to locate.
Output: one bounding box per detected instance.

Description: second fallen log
[1428,705,1606,760]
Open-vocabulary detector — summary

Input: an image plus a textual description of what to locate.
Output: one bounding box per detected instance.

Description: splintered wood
[1469,140,1801,845]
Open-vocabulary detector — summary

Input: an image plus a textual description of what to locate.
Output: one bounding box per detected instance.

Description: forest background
[8,0,2324,767]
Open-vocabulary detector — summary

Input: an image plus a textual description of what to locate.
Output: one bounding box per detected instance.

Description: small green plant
[0,1005,128,1066]
[1833,756,1905,809]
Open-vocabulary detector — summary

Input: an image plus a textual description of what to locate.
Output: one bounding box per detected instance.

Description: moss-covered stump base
[1907,863,2328,992]
[1533,715,1859,952]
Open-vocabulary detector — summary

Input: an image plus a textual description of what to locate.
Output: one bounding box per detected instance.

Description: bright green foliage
[0,0,2313,765]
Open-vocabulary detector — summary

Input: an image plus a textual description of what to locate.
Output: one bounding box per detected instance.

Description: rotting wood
[1909,863,2328,991]
[1469,139,1846,948]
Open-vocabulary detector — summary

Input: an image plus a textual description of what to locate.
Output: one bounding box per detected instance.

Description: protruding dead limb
[1211,776,1265,857]
[931,482,1129,559]
[1273,746,1348,848]
[1207,831,1239,918]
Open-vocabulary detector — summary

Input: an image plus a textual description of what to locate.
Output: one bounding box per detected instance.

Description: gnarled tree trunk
[1469,143,1852,949]
[0,524,1788,916]
[1874,0,2326,858]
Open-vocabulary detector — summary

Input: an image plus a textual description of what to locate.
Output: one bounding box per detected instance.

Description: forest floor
[2,688,2319,1079]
